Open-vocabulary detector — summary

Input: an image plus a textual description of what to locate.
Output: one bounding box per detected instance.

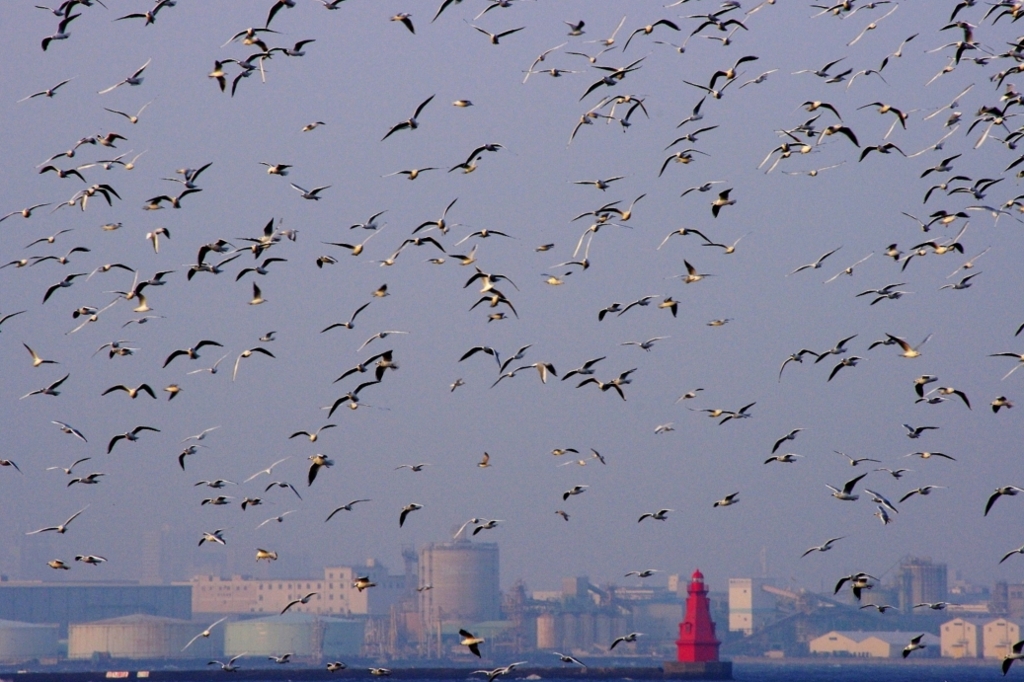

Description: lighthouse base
[662,660,733,679]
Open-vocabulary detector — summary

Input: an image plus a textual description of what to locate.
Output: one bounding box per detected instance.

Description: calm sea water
[6,663,1015,682]
[733,662,1009,682]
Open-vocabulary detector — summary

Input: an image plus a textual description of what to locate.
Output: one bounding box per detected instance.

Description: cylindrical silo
[535,612,557,650]
[0,619,60,661]
[418,540,499,626]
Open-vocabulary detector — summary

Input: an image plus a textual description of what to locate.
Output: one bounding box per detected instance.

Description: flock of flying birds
[4,0,1024,670]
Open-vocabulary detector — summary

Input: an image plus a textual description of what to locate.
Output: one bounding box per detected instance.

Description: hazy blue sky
[1,0,1022,595]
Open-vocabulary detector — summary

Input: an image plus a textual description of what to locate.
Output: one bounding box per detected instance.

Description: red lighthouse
[676,569,720,662]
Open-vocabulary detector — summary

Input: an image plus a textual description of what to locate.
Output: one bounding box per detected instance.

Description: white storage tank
[224,613,364,658]
[0,619,59,661]
[68,614,222,659]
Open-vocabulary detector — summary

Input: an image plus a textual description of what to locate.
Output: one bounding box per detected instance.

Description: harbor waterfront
[1,660,1020,682]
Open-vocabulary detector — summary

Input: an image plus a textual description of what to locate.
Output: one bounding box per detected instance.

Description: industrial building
[896,557,948,612]
[191,560,406,616]
[991,582,1024,619]
[809,630,940,658]
[0,581,191,636]
[728,578,775,635]
[983,618,1021,659]
[418,540,500,626]
[940,618,983,658]
[0,619,60,662]
[68,614,220,660]
[223,613,364,658]
[939,617,1022,659]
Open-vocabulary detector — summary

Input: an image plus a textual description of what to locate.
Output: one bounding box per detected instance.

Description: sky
[1,0,1022,596]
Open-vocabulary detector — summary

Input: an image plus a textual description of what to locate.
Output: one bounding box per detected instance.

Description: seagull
[399,503,423,527]
[26,507,88,535]
[827,473,867,501]
[765,453,802,464]
[899,485,945,503]
[985,486,1024,516]
[163,340,224,368]
[815,334,858,363]
[104,100,154,125]
[823,253,873,283]
[835,451,881,466]
[232,347,275,381]
[990,352,1024,380]
[198,530,226,547]
[902,634,927,658]
[320,302,371,332]
[610,632,642,650]
[75,555,107,566]
[992,396,1014,413]
[638,509,673,522]
[714,492,739,508]
[396,463,431,472]
[208,654,246,672]
[382,95,434,141]
[470,24,526,45]
[23,343,58,368]
[98,58,151,95]
[554,652,586,667]
[719,402,756,424]
[834,574,878,605]
[20,373,70,399]
[802,537,845,557]
[281,592,318,614]
[182,426,220,443]
[47,456,92,475]
[905,451,956,462]
[243,457,291,483]
[790,247,842,275]
[290,183,331,200]
[107,425,160,453]
[460,629,485,657]
[41,12,80,51]
[1000,546,1024,565]
[903,423,938,439]
[563,485,588,501]
[771,428,804,453]
[622,336,669,352]
[18,78,74,102]
[865,489,899,515]
[42,273,88,304]
[101,383,156,400]
[289,424,336,443]
[625,569,659,578]
[676,388,704,402]
[0,460,23,474]
[779,351,819,381]
[359,331,408,351]
[307,454,334,486]
[256,511,296,529]
[325,500,371,522]
[390,13,415,34]
[885,333,932,359]
[860,603,896,613]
